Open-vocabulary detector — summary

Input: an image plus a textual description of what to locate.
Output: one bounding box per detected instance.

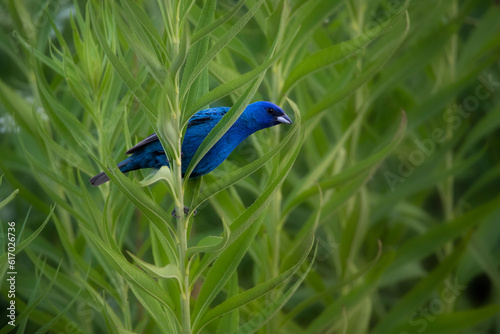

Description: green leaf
[0,206,53,278]
[458,104,500,158]
[190,123,304,288]
[114,14,166,84]
[386,194,500,277]
[180,0,266,104]
[372,240,468,334]
[191,126,304,327]
[33,270,87,334]
[215,273,239,334]
[89,4,159,133]
[30,105,93,175]
[34,59,96,152]
[0,79,36,135]
[86,148,178,264]
[369,13,464,103]
[181,0,216,109]
[236,245,317,334]
[128,252,182,283]
[305,252,395,333]
[15,33,65,76]
[185,37,288,119]
[191,0,246,44]
[458,6,500,70]
[284,99,362,211]
[83,281,124,330]
[282,240,383,325]
[184,4,298,120]
[117,328,138,334]
[394,305,500,334]
[0,188,18,211]
[304,12,410,120]
[0,262,61,334]
[83,226,179,326]
[119,0,169,64]
[128,284,180,333]
[284,110,407,212]
[283,0,409,93]
[187,218,230,257]
[139,166,176,192]
[195,234,315,332]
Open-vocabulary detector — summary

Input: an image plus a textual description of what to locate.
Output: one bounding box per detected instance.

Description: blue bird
[89,101,292,186]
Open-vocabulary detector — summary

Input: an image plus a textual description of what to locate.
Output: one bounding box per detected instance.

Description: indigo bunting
[90,101,292,186]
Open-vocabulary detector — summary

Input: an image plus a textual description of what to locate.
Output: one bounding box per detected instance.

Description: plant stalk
[174,146,191,334]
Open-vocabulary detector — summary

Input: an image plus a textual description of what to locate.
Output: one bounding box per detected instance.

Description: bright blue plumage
[89,101,292,186]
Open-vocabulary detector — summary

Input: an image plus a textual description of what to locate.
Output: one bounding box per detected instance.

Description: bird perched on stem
[89,101,292,187]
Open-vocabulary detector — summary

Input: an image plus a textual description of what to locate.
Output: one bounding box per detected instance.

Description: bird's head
[243,101,293,130]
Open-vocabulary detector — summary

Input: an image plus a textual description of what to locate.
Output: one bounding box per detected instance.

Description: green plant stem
[442,0,459,316]
[172,15,190,327]
[174,147,191,333]
[443,0,458,257]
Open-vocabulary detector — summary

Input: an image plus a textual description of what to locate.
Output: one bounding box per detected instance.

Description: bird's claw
[171,206,197,218]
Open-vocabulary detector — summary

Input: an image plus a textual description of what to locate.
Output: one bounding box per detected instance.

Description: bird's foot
[171,206,197,218]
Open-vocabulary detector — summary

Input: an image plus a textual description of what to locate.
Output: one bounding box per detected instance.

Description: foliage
[0,0,499,333]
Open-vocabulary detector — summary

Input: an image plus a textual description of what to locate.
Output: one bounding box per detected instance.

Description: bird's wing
[186,107,229,129]
[125,133,159,154]
[187,115,214,128]
[125,107,229,155]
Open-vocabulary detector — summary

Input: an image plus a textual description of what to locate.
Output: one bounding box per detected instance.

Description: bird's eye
[267,108,274,114]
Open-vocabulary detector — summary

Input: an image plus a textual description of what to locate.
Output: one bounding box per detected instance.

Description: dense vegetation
[1,0,499,333]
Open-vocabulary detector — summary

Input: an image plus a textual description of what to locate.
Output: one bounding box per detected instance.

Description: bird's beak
[276,114,292,124]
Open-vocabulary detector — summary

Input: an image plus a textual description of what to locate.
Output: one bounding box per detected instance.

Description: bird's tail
[89,159,133,187]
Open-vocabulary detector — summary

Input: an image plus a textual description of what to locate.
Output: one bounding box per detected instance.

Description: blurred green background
[0,0,499,333]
